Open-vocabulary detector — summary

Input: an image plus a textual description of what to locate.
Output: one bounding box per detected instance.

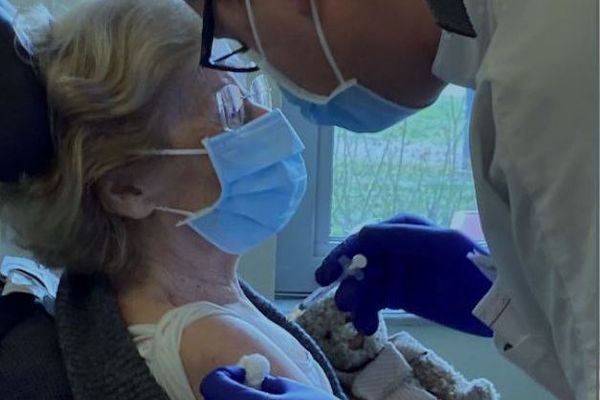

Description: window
[276,86,481,296]
[330,88,476,236]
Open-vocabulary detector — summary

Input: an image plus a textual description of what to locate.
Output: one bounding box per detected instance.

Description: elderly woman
[0,0,346,399]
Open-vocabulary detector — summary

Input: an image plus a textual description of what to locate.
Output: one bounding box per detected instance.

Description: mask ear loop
[140,148,213,226]
[309,0,346,86]
[155,205,216,227]
[246,0,346,88]
[154,206,195,228]
[245,0,266,58]
[136,149,208,156]
[154,206,207,228]
[154,207,194,217]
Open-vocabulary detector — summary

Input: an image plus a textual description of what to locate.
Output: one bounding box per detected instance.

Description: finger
[260,375,291,395]
[334,277,362,312]
[353,312,380,336]
[218,366,246,382]
[350,294,383,335]
[200,367,250,398]
[315,259,344,286]
[316,233,360,286]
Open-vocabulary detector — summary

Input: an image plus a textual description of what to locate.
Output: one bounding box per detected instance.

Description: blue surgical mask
[245,0,422,133]
[151,109,307,255]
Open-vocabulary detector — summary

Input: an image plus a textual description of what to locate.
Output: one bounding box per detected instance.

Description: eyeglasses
[135,75,272,158]
[200,0,259,73]
[216,74,272,130]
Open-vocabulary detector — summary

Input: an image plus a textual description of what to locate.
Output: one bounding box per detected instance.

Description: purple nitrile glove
[201,366,340,400]
[315,213,493,337]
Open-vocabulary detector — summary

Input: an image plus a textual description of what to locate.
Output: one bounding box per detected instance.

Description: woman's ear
[96,172,155,220]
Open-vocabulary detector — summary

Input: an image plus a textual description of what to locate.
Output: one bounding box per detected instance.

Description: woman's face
[158,68,268,213]
[103,68,269,222]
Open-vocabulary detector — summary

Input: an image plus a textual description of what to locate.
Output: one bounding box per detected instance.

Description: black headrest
[0,0,52,183]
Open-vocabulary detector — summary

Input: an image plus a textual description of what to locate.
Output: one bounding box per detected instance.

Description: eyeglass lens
[216,76,273,130]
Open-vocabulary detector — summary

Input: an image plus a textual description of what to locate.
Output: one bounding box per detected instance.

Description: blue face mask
[245,0,422,133]
[151,109,307,255]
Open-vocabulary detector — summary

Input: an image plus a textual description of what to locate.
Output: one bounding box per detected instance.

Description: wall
[237,238,276,299]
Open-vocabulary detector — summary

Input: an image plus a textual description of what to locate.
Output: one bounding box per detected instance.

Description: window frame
[276,98,336,295]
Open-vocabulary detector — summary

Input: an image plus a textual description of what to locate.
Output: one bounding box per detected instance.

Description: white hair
[1,0,205,276]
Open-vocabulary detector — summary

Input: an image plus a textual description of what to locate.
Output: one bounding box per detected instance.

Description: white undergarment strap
[129,302,239,400]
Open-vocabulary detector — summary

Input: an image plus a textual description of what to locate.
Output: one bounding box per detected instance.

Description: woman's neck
[136,247,242,306]
[115,214,244,320]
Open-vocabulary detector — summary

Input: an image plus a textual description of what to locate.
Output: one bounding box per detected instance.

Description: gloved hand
[315,214,493,337]
[201,366,339,400]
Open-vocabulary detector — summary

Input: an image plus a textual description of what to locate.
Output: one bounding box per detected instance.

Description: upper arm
[179,315,313,400]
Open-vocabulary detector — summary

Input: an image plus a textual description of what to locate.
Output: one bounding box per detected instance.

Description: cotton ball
[238,354,271,389]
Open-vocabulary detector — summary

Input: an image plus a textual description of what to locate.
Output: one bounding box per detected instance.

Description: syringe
[288,254,368,320]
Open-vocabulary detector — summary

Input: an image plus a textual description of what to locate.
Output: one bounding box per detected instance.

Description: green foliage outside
[331,89,477,237]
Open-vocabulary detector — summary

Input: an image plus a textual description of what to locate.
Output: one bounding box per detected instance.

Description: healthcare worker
[189,0,599,399]
[0,0,596,399]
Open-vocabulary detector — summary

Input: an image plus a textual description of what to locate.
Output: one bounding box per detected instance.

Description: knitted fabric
[0,293,72,400]
[349,343,436,400]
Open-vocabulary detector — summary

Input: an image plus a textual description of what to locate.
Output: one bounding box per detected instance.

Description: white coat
[431,0,598,399]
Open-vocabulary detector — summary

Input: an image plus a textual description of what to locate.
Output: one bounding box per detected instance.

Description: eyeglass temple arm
[200,0,216,65]
[199,0,259,73]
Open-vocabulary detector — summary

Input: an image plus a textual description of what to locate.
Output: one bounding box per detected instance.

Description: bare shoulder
[179,314,311,399]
